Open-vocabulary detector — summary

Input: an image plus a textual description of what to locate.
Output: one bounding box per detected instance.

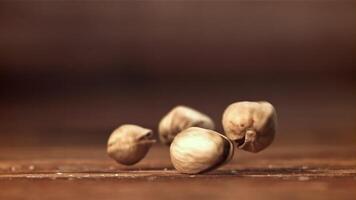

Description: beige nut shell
[107,124,155,165]
[170,127,234,174]
[159,106,215,145]
[222,101,277,153]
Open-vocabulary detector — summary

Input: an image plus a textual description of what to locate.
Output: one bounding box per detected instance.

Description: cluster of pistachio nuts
[107,101,277,174]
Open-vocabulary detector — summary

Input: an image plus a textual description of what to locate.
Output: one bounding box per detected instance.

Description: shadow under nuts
[107,124,156,165]
[170,127,234,174]
[222,101,277,153]
[159,105,215,145]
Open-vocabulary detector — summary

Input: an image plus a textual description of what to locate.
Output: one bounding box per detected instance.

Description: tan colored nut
[222,101,277,153]
[170,127,234,174]
[107,124,156,165]
[159,105,215,145]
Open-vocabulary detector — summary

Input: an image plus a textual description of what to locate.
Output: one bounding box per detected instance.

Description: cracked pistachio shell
[222,101,277,153]
[107,124,156,165]
[159,106,215,145]
[170,127,234,174]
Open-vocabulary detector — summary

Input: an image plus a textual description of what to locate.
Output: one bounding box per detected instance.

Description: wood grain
[0,144,355,200]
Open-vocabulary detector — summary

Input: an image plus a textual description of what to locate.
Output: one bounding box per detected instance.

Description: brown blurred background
[0,0,355,147]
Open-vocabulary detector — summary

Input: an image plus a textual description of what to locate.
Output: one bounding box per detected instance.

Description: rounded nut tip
[159,105,215,145]
[107,124,156,165]
[222,101,277,153]
[170,127,234,174]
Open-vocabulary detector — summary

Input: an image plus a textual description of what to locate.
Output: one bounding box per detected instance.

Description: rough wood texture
[0,144,355,200]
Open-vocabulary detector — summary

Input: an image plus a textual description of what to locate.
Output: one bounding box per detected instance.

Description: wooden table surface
[0,143,355,200]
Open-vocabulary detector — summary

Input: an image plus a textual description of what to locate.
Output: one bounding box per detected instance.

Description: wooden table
[0,143,355,200]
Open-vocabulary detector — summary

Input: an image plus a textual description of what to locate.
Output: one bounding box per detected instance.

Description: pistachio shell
[222,101,277,153]
[159,106,215,145]
[107,124,156,165]
[170,127,234,174]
